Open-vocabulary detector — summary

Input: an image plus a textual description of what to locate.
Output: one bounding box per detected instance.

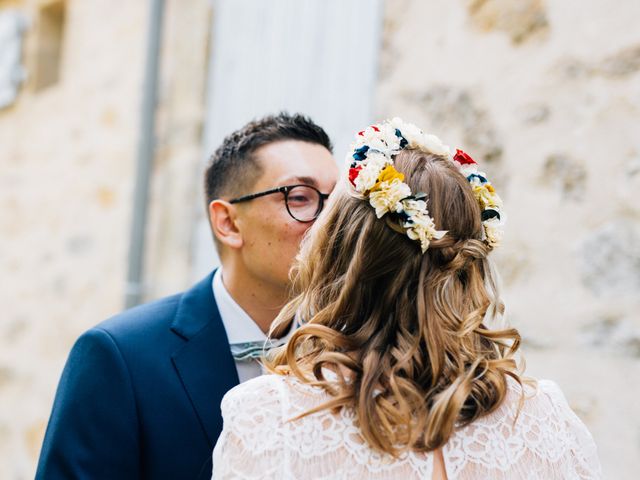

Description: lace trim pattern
[212,375,601,479]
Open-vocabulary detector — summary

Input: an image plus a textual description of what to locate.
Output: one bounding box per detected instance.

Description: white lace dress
[212,374,601,479]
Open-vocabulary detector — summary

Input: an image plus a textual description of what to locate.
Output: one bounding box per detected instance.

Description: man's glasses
[229,184,329,223]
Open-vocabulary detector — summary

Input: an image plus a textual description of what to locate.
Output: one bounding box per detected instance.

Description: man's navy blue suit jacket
[36,271,240,479]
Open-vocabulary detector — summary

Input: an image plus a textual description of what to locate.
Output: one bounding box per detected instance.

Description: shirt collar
[212,269,267,344]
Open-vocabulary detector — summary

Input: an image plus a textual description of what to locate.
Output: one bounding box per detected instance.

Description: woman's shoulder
[222,373,287,400]
[223,372,286,398]
[220,374,288,421]
[499,377,585,424]
[505,377,565,411]
[531,378,572,406]
[445,376,602,479]
[470,376,591,437]
[525,378,601,462]
[221,372,333,415]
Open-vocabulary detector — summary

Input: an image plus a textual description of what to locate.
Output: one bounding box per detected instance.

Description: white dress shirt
[212,269,294,383]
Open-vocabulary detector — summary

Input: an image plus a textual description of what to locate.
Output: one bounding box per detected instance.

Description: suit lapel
[170,272,240,447]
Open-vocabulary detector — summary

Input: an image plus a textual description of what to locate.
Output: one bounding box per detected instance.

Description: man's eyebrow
[277,176,318,187]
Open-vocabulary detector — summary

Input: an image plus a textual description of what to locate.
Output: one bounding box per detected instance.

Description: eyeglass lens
[286,185,323,222]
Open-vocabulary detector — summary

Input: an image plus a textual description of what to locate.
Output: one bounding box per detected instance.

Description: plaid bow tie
[229,337,289,362]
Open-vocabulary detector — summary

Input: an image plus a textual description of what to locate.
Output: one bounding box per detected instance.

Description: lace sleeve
[445,379,602,480]
[212,375,286,480]
[537,380,602,478]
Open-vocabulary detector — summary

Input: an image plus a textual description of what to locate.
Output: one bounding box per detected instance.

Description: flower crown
[347,118,504,252]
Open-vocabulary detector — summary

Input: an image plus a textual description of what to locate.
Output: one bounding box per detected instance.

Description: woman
[212,119,601,479]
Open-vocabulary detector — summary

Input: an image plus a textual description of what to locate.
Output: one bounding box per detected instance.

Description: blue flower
[353,145,370,161]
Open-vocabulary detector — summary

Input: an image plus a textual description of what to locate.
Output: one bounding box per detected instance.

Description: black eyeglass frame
[228,184,330,223]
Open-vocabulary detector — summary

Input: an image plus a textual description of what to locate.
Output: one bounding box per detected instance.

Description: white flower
[350,128,377,154]
[422,134,451,156]
[404,212,448,252]
[352,153,390,194]
[352,124,401,156]
[370,136,398,155]
[364,152,389,170]
[358,125,382,144]
[399,198,427,216]
[354,161,384,193]
[369,179,411,218]
[389,118,423,147]
[457,163,479,178]
[379,122,402,144]
[482,217,503,247]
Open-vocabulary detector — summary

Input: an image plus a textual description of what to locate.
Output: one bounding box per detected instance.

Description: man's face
[233,140,338,290]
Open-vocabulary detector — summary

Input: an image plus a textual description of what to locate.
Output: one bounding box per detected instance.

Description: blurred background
[1,0,639,477]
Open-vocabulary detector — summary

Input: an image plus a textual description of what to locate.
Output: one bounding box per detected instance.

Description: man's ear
[209,200,243,250]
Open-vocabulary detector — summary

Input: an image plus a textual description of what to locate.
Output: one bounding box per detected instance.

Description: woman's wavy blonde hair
[266,149,523,456]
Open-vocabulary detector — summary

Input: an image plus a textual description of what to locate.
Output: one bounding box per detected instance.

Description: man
[36,113,339,479]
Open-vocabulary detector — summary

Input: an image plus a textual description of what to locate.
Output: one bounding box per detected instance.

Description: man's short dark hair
[204,112,333,206]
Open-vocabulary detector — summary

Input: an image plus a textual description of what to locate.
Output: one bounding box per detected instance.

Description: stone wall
[0,1,145,477]
[376,1,640,477]
[0,0,210,478]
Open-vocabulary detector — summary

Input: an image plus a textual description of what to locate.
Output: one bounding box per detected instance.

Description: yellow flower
[370,165,405,192]
[473,184,502,209]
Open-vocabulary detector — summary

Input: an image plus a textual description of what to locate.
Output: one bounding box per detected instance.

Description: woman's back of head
[268,119,522,456]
